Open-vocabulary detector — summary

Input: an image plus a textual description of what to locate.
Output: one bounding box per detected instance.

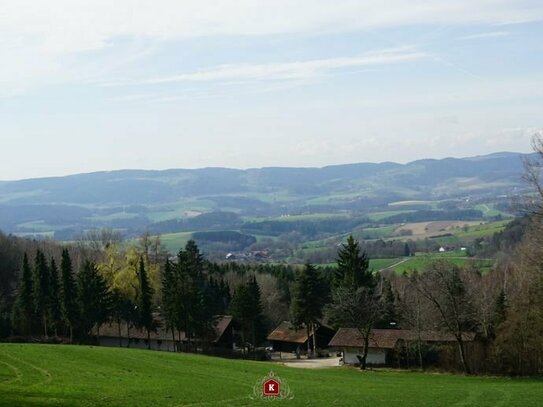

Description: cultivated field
[393,221,483,239]
[0,344,541,407]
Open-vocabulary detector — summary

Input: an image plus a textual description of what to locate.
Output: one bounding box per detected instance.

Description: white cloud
[2,1,541,54]
[460,31,511,40]
[126,49,426,85]
[0,1,541,95]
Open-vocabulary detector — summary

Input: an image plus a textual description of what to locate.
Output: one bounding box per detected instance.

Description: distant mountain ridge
[0,151,532,239]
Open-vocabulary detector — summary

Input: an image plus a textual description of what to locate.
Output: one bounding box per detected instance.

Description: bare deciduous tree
[410,261,476,374]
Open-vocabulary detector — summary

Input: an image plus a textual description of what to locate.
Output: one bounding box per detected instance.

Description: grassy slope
[1,344,541,407]
[391,254,494,274]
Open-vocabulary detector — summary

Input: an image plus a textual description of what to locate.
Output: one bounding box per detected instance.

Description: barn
[328,328,476,366]
[97,315,235,352]
[267,321,336,353]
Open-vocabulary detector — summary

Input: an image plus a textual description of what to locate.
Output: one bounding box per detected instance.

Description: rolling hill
[0,152,530,245]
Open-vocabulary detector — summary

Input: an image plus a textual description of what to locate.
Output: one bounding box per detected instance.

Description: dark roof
[211,315,233,343]
[98,315,233,344]
[267,321,308,344]
[328,328,476,349]
[266,321,335,344]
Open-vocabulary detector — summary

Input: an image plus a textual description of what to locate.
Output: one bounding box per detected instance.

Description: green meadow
[1,344,541,407]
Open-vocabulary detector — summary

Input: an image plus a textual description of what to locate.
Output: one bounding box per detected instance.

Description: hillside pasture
[0,344,541,407]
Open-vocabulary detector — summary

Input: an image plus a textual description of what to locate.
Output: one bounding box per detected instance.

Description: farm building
[97,315,235,352]
[267,321,336,353]
[328,328,476,366]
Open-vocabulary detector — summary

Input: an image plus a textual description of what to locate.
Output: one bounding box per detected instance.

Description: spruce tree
[77,260,111,341]
[328,236,382,369]
[230,276,266,353]
[33,250,50,337]
[161,259,179,346]
[291,263,328,356]
[137,257,154,349]
[60,249,78,342]
[248,275,266,348]
[376,277,397,328]
[48,258,62,337]
[335,235,373,288]
[13,253,34,335]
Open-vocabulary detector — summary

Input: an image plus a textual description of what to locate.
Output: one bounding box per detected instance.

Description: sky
[1,1,542,180]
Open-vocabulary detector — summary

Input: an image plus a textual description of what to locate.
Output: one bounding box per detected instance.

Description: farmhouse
[328,328,476,366]
[97,315,235,352]
[267,321,336,353]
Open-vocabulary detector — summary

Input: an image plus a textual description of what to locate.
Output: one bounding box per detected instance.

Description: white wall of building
[343,348,387,365]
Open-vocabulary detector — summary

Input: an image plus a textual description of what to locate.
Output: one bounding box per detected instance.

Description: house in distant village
[328,328,476,366]
[97,315,235,352]
[267,321,336,353]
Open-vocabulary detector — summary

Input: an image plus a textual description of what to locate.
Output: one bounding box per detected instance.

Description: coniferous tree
[48,258,62,337]
[33,250,50,337]
[161,259,179,347]
[248,275,266,348]
[327,236,382,369]
[175,240,214,344]
[77,260,112,341]
[376,277,398,328]
[13,253,34,335]
[291,263,328,356]
[60,249,78,342]
[136,257,154,349]
[230,276,266,353]
[335,236,373,288]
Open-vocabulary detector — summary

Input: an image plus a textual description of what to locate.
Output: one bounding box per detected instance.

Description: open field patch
[394,221,483,239]
[0,344,541,407]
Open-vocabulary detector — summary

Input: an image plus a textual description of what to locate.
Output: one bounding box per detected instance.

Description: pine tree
[291,263,328,356]
[33,250,50,337]
[230,276,266,353]
[137,257,154,349]
[328,236,382,369]
[376,277,397,328]
[248,275,266,347]
[60,249,78,342]
[77,260,112,341]
[175,240,213,344]
[48,258,62,337]
[161,259,179,347]
[13,253,34,335]
[335,236,373,289]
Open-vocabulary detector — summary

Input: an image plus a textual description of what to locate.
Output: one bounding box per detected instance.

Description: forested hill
[0,152,530,204]
[0,152,531,239]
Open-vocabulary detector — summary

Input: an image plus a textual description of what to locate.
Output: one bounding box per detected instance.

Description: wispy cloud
[460,31,511,40]
[111,49,425,86]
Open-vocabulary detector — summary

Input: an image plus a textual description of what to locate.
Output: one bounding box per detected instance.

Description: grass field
[1,344,542,407]
[390,254,494,274]
[453,220,511,240]
[156,232,194,253]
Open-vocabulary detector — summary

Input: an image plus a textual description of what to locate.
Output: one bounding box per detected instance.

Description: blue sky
[1,0,542,180]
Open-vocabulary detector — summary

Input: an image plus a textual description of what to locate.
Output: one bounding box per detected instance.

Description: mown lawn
[1,344,541,407]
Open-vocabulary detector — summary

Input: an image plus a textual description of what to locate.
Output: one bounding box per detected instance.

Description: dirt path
[380,257,409,271]
[277,357,341,369]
